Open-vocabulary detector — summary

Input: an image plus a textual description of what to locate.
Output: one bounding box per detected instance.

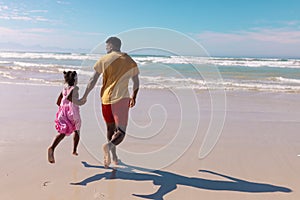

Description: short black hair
[106,36,121,50]
[63,71,77,86]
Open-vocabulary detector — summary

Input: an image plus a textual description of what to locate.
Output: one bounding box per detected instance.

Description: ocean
[0,51,300,93]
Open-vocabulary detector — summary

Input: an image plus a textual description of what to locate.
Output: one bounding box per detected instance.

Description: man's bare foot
[102,143,111,168]
[73,152,78,156]
[112,157,119,165]
[48,148,55,164]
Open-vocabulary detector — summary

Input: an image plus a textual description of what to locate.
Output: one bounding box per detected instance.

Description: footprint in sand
[94,192,105,199]
[42,181,51,187]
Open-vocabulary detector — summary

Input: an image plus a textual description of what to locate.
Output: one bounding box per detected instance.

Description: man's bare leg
[102,142,112,168]
[103,123,115,168]
[111,145,118,165]
[111,127,126,145]
[103,125,126,168]
[106,123,118,164]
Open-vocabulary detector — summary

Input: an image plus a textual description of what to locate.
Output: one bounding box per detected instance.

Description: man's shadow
[70,161,292,200]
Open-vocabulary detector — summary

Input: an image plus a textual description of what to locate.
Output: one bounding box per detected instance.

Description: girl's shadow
[70,161,292,200]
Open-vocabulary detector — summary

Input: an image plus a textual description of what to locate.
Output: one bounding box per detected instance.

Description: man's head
[106,37,122,53]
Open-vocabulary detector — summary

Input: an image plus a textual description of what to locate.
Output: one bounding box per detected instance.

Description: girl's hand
[129,98,136,108]
[78,97,87,105]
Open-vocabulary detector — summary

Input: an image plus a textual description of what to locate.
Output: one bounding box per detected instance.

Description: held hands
[129,97,136,108]
[77,97,87,106]
[78,96,135,107]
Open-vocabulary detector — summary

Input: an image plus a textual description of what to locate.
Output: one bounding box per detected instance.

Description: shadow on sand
[70,161,292,200]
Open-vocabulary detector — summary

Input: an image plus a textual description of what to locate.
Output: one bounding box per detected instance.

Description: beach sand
[0,83,299,200]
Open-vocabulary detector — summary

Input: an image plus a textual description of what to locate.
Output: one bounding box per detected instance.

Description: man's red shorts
[102,98,130,126]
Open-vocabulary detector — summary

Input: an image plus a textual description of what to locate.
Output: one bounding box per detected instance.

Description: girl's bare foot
[102,143,111,168]
[48,148,55,164]
[73,152,78,156]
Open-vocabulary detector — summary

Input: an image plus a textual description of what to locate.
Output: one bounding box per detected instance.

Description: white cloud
[197,28,300,44]
[10,16,32,21]
[0,3,50,22]
[281,20,300,26]
[0,27,17,35]
[0,26,104,50]
[25,28,54,33]
[196,28,300,57]
[71,30,104,36]
[0,15,9,20]
[0,14,49,22]
[0,5,9,11]
[246,28,300,44]
[35,16,50,22]
[29,10,48,13]
[0,27,52,41]
[57,1,70,5]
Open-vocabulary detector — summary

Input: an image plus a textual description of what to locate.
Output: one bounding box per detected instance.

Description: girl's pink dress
[55,85,81,136]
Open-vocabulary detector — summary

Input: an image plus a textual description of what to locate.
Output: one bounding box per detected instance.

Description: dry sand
[0,83,299,200]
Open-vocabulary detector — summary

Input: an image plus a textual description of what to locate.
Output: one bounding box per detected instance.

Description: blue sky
[0,0,300,57]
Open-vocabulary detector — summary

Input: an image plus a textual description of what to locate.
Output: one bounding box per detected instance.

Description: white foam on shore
[0,81,59,87]
[134,56,300,69]
[1,51,300,93]
[1,77,300,93]
[0,51,97,60]
[271,77,300,84]
[0,71,16,79]
[138,75,300,93]
[1,51,300,69]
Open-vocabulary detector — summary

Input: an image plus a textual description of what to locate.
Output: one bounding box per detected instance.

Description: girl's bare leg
[73,130,80,156]
[48,134,65,163]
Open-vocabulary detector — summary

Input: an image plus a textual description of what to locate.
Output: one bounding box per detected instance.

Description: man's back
[94,52,139,104]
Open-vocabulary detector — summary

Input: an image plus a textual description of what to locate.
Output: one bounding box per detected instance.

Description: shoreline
[1,79,300,94]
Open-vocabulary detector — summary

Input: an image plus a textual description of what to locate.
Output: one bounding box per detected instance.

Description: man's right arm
[82,71,100,100]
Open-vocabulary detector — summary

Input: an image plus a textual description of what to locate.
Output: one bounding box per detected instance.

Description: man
[82,37,139,168]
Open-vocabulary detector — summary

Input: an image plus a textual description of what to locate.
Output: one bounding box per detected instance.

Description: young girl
[48,71,85,164]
